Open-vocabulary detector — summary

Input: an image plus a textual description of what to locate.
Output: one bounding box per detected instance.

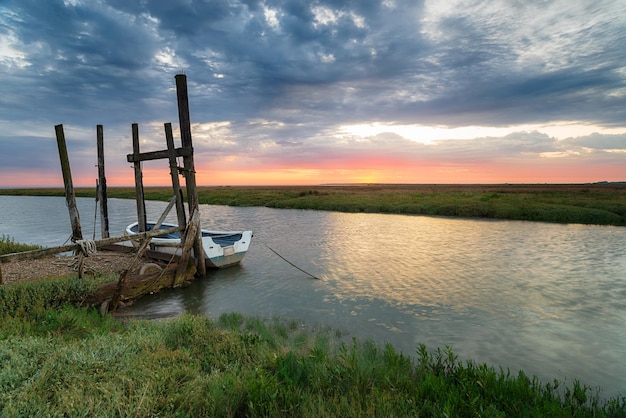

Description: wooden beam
[0,226,183,264]
[154,195,178,228]
[126,146,192,163]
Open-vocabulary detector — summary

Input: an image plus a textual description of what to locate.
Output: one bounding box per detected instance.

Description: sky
[0,0,625,187]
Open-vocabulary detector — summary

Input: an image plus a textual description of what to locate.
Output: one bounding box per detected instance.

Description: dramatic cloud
[0,0,624,186]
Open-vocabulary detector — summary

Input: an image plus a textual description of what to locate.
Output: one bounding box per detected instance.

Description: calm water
[1,195,625,398]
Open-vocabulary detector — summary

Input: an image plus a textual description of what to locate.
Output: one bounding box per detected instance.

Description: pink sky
[2,132,623,188]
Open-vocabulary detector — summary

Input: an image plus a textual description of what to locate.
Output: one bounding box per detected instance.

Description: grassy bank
[2,183,625,226]
[1,277,625,416]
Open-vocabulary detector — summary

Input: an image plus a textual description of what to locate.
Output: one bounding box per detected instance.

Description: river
[1,195,625,398]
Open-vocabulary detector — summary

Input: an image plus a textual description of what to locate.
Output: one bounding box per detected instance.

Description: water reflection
[1,195,625,398]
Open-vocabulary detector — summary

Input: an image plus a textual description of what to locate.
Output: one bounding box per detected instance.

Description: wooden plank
[155,195,178,227]
[126,146,192,163]
[0,226,183,263]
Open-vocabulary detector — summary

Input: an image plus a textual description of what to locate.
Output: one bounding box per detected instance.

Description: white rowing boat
[126,221,252,268]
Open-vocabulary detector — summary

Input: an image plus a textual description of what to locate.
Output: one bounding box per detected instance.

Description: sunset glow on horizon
[2,123,623,188]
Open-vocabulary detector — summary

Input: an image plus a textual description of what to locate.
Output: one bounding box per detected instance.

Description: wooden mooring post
[132,123,147,233]
[175,73,206,276]
[54,124,83,243]
[96,124,110,238]
[165,123,187,230]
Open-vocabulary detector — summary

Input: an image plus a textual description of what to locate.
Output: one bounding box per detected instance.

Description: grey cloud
[3,0,624,128]
[565,133,626,149]
[0,136,59,171]
[0,0,624,185]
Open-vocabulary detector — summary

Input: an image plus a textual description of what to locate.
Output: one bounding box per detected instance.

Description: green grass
[2,184,625,226]
[0,235,41,255]
[0,278,625,416]
[0,275,98,320]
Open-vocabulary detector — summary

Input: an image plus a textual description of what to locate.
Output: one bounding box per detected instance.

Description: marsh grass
[0,276,105,338]
[0,277,625,416]
[3,184,624,226]
[0,234,41,255]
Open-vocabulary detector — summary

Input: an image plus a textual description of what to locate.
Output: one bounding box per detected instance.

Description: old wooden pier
[0,74,207,311]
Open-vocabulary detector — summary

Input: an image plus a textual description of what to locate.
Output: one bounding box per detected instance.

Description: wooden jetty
[0,74,207,312]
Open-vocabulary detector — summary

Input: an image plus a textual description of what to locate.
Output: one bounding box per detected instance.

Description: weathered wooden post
[54,124,83,243]
[132,123,147,233]
[175,73,206,276]
[173,209,200,287]
[165,123,187,230]
[96,124,110,238]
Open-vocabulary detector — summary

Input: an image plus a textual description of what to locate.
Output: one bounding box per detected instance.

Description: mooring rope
[62,234,72,246]
[256,236,321,280]
[75,239,98,256]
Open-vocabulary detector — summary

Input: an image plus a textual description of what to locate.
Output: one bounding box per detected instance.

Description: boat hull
[125,222,252,268]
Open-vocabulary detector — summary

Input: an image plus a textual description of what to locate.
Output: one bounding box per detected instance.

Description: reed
[0,278,624,417]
